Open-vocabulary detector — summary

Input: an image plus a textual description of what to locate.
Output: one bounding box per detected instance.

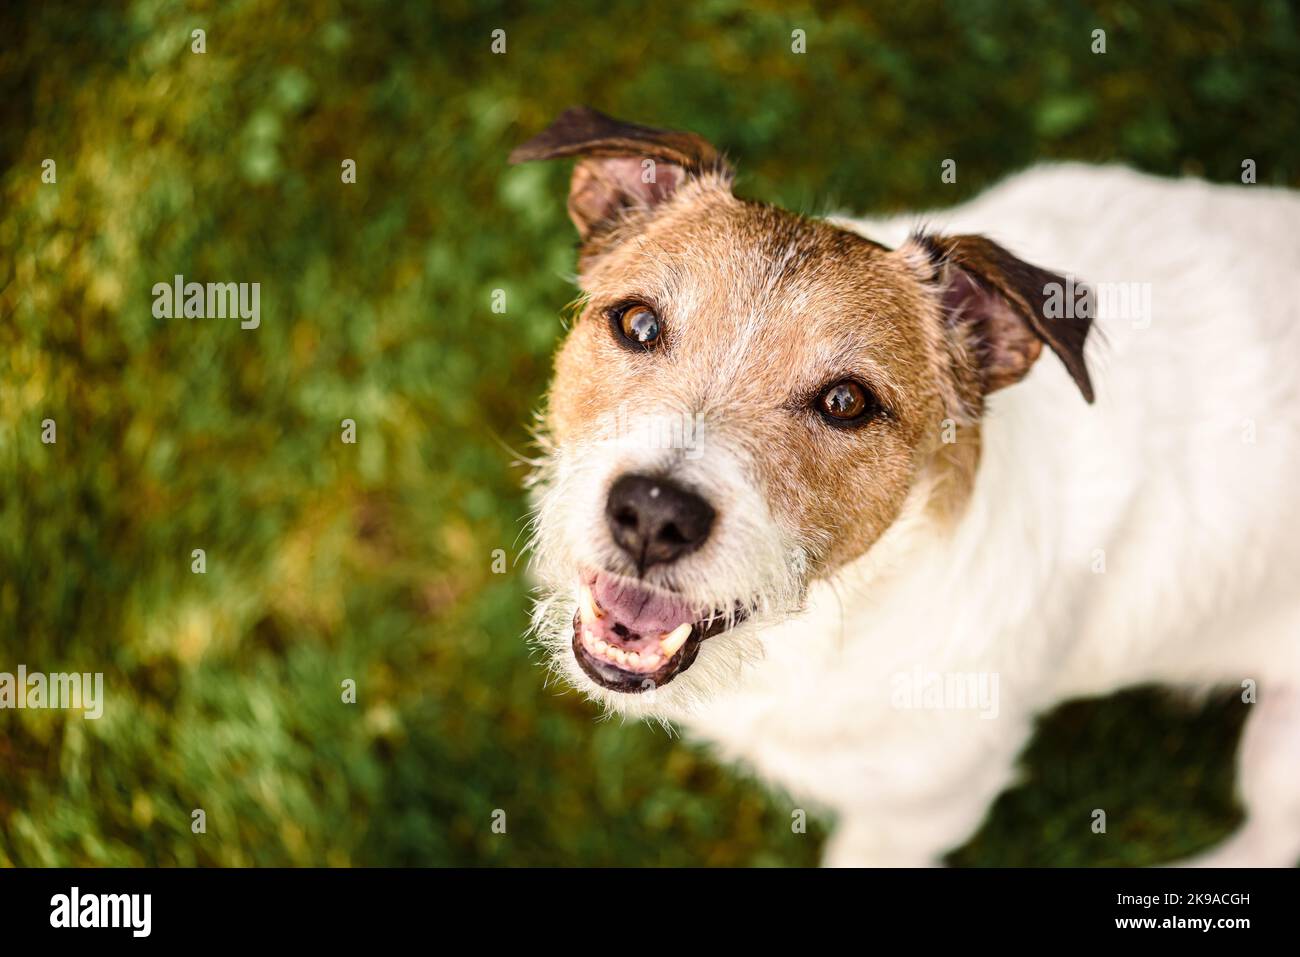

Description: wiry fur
[521,124,1300,867]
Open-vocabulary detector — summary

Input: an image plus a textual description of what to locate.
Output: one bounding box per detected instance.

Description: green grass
[1,0,1295,866]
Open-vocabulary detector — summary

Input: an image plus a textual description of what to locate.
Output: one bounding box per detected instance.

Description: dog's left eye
[612,304,661,350]
[815,380,879,424]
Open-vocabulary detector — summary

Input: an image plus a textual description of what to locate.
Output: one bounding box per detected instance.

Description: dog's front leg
[819,715,1033,867]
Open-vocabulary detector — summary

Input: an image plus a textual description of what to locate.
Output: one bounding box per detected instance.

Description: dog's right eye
[611,304,661,350]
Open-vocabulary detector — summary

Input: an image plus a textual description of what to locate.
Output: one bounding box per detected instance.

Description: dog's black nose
[605,474,716,571]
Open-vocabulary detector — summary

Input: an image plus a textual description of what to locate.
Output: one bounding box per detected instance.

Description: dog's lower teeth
[583,634,664,672]
[660,623,692,656]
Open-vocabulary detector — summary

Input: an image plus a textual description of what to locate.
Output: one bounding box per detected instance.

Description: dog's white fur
[534,164,1300,866]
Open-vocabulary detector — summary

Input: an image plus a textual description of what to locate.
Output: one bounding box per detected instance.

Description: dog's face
[515,108,1093,715]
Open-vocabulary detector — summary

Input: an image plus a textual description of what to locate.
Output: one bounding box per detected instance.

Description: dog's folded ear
[510,106,732,240]
[909,233,1096,404]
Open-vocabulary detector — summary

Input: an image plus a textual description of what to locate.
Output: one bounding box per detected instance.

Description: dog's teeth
[579,584,602,624]
[626,651,641,666]
[594,639,609,654]
[660,623,692,656]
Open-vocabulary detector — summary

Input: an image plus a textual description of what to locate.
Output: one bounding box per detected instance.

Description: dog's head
[515,107,1093,716]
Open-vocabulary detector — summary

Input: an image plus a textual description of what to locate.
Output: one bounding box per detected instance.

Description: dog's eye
[816,380,878,424]
[615,305,661,349]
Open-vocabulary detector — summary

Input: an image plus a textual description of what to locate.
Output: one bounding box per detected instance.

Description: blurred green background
[1,0,1296,866]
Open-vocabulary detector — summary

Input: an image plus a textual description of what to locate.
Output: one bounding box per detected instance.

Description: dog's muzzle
[571,569,744,693]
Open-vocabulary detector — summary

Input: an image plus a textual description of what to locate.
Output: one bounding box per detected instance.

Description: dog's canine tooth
[579,583,602,624]
[660,622,692,656]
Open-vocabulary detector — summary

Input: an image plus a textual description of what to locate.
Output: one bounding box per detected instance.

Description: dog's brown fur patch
[520,109,1093,580]
[547,177,970,574]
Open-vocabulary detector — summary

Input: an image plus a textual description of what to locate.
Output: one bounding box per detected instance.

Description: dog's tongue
[585,570,695,636]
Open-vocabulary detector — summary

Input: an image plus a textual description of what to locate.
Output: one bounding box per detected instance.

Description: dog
[513,106,1300,866]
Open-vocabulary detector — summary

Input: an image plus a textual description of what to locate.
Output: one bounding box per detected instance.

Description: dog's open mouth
[571,570,744,693]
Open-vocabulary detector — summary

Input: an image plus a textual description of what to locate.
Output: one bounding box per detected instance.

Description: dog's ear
[907,233,1095,403]
[509,106,732,240]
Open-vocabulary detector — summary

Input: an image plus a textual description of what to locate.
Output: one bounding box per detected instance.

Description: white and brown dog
[513,107,1300,867]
